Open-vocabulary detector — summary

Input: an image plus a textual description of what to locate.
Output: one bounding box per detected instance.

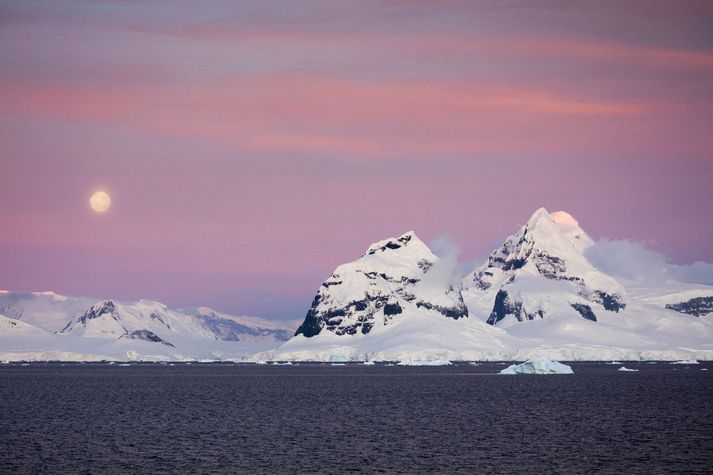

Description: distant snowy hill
[0,291,294,361]
[0,314,48,336]
[295,231,467,337]
[185,307,294,342]
[59,299,215,346]
[0,290,98,332]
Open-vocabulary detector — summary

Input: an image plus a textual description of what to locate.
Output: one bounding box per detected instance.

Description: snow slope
[0,314,48,337]
[267,309,518,363]
[264,300,713,362]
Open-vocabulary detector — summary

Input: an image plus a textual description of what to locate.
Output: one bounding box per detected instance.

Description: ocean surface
[1,362,712,474]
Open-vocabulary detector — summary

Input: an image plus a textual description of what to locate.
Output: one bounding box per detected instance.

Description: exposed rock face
[295,231,468,338]
[570,303,597,322]
[122,329,174,347]
[666,297,713,317]
[61,300,123,332]
[487,290,544,325]
[464,208,626,325]
[76,300,120,325]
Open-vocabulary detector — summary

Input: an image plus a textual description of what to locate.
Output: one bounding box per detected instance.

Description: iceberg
[671,359,699,365]
[397,358,452,366]
[500,357,573,375]
[618,366,638,372]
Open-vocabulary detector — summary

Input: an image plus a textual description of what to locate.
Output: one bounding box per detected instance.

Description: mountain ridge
[269,208,713,362]
[2,208,713,362]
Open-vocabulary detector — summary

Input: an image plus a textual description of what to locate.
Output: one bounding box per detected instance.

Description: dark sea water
[1,362,712,474]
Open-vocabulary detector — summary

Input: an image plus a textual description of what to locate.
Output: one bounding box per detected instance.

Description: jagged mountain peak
[551,210,594,252]
[521,208,593,253]
[476,208,599,280]
[518,208,583,255]
[525,206,551,226]
[463,207,625,325]
[78,300,120,323]
[91,299,117,310]
[295,231,467,338]
[362,231,430,258]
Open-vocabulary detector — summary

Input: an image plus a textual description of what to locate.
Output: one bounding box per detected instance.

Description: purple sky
[2,1,712,319]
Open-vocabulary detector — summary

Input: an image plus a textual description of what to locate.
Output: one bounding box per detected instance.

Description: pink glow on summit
[1,1,712,318]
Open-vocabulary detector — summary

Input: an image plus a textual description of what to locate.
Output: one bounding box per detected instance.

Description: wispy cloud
[587,239,713,285]
[0,74,656,161]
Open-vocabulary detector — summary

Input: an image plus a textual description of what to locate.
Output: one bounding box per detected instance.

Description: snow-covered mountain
[462,208,626,326]
[294,231,467,338]
[264,209,713,363]
[2,208,712,362]
[0,291,295,361]
[58,299,215,346]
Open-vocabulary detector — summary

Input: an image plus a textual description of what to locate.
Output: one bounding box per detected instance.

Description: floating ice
[398,358,452,366]
[500,358,573,375]
[671,359,699,365]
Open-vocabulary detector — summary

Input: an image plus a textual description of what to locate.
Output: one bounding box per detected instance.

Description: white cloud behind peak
[586,239,713,286]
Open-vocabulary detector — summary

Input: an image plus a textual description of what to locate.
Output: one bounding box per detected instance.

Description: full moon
[89,191,111,213]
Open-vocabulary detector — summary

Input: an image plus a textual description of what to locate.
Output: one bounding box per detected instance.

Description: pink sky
[1,1,712,319]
